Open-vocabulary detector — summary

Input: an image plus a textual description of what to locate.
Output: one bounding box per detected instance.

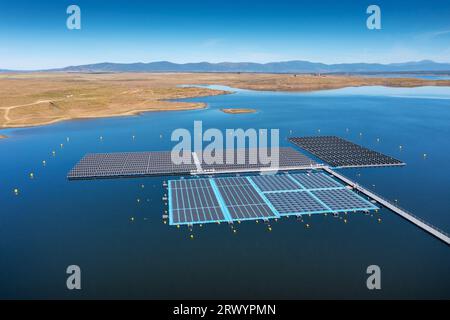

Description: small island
[221,108,257,114]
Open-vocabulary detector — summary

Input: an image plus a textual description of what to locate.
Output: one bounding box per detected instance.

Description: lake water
[1,85,449,299]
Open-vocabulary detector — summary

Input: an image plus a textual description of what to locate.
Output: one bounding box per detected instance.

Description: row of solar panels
[67,136,405,179]
[168,172,378,225]
[289,136,405,168]
[67,148,318,180]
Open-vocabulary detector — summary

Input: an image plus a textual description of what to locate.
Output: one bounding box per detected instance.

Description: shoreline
[1,72,450,131]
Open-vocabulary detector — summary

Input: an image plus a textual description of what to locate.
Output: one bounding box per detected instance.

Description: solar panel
[169,179,228,225]
[68,151,197,179]
[249,174,300,192]
[215,180,276,220]
[167,172,379,226]
[312,188,377,211]
[265,191,328,215]
[200,147,317,172]
[289,136,405,168]
[289,172,342,189]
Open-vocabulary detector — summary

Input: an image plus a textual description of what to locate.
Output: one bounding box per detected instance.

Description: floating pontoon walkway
[322,166,450,245]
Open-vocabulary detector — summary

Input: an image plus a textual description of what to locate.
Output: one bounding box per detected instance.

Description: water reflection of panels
[289,136,405,168]
[67,151,197,179]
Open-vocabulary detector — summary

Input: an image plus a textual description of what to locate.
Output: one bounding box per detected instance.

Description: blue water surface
[0,85,449,299]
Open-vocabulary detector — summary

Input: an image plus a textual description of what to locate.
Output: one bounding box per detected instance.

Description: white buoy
[29,173,34,179]
[42,160,46,166]
[66,137,70,142]
[14,188,19,195]
[52,151,56,156]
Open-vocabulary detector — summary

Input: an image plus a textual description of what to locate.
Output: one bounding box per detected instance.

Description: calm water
[1,85,449,299]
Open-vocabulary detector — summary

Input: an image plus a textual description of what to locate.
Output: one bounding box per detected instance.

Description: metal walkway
[323,167,450,246]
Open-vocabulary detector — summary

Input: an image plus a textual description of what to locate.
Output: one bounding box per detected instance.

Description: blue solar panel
[312,188,377,211]
[169,179,228,225]
[265,191,328,215]
[216,181,277,221]
[168,172,378,226]
[249,174,300,192]
[289,172,342,189]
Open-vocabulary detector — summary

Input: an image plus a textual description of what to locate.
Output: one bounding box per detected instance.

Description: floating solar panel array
[168,172,378,226]
[289,136,405,168]
[68,147,318,180]
[67,151,197,179]
[199,147,317,172]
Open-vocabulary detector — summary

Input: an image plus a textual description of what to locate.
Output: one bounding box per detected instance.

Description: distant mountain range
[3,60,450,73]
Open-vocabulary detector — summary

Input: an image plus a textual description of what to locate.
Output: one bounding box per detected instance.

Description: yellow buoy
[163,220,167,224]
[190,234,194,239]
[268,227,272,232]
[176,225,180,229]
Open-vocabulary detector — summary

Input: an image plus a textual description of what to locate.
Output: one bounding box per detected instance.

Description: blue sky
[1,0,450,69]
